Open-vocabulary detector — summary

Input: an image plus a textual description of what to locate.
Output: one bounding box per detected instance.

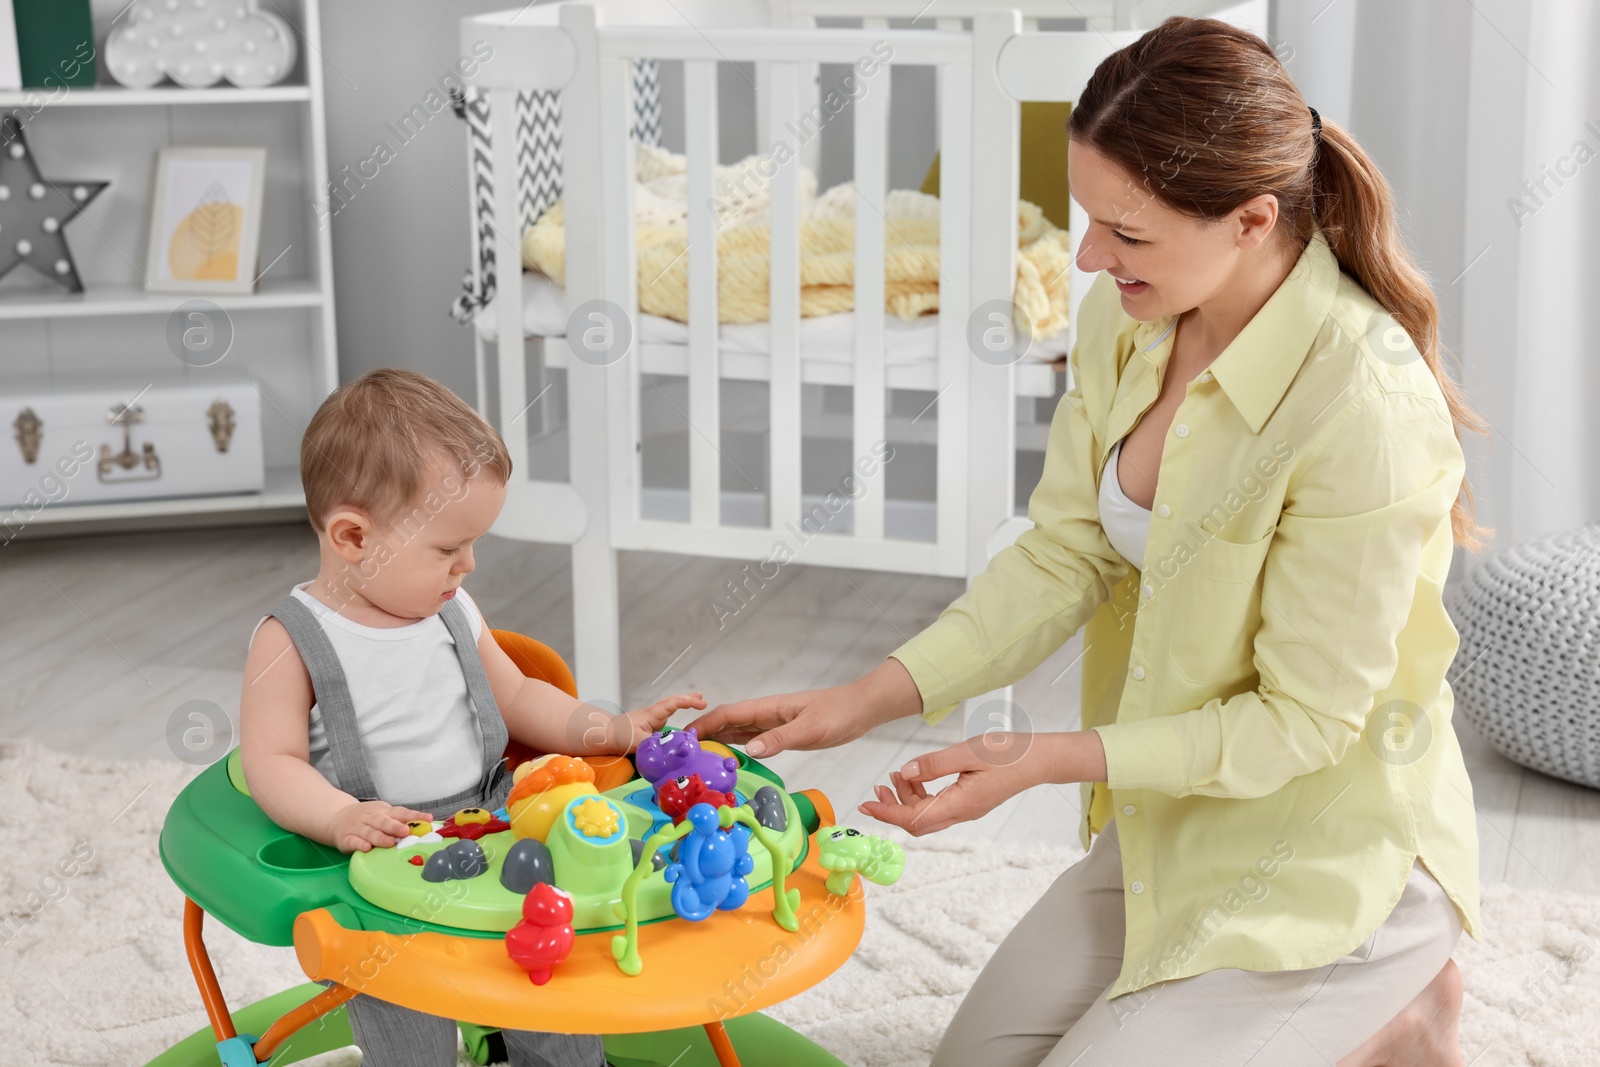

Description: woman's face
[1066,140,1280,322]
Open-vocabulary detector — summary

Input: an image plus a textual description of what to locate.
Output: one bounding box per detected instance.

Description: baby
[239,368,703,1067]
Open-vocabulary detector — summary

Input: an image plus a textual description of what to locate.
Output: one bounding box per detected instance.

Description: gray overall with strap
[268,593,516,814]
[267,593,605,1067]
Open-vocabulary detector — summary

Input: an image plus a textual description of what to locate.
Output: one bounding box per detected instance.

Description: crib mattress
[474,271,1072,390]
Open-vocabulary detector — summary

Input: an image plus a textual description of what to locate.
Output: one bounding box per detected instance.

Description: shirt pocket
[1164,525,1276,686]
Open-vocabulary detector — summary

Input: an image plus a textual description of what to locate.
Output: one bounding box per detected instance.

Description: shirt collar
[1130,227,1340,435]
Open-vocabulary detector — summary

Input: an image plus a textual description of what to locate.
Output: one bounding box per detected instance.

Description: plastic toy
[663,803,755,921]
[506,755,597,841]
[439,807,511,840]
[505,883,576,985]
[150,629,873,1067]
[656,773,736,825]
[747,785,789,832]
[816,826,906,896]
[635,726,740,794]
[610,801,801,977]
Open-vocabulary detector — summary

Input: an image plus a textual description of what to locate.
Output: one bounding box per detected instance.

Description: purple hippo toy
[634,727,739,794]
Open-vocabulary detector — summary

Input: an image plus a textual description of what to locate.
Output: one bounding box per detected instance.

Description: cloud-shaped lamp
[107,0,297,90]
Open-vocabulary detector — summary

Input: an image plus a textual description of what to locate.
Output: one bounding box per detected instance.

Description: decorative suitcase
[1,374,264,510]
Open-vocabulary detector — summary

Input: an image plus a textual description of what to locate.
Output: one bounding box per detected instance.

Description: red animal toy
[654,773,734,825]
[504,883,576,985]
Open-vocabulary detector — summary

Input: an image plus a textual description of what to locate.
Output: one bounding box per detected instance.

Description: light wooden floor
[3,522,1596,893]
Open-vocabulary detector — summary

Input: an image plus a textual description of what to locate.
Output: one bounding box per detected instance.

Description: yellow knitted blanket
[521,191,1073,338]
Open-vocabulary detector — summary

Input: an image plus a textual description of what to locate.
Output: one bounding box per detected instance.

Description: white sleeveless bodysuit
[251,582,488,802]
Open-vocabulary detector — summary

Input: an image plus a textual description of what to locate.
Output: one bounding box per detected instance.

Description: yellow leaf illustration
[168,180,244,281]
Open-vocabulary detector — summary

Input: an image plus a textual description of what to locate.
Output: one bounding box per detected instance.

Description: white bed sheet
[474,270,1073,368]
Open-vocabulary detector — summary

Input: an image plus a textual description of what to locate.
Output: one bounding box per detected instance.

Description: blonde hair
[300,368,511,530]
[1069,16,1490,550]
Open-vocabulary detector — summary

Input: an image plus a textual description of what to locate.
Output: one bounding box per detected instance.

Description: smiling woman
[690,13,1490,1067]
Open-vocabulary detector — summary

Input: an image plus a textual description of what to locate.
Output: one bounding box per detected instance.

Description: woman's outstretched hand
[862,730,1109,836]
[858,738,1035,836]
[686,658,925,758]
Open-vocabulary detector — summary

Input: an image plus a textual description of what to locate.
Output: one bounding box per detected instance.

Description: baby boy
[240,368,703,1067]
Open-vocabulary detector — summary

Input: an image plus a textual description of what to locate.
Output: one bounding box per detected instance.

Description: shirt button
[1197,370,1213,383]
[1131,666,1146,680]
[1141,581,1153,598]
[1157,504,1171,518]
[1174,423,1189,438]
[1131,880,1146,894]
[1122,804,1138,815]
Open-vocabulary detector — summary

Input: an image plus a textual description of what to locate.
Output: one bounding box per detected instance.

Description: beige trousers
[932,816,1463,1067]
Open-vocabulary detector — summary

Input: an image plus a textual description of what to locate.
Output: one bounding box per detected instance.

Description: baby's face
[348,460,507,622]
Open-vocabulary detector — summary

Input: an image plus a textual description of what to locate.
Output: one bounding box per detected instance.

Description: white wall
[317,0,514,402]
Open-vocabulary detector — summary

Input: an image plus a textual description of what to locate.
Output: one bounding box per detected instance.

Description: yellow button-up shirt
[890,228,1483,999]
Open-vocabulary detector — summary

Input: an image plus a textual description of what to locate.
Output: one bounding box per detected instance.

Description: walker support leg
[178,898,356,1066]
[183,898,237,1044]
[703,1021,742,1067]
[253,983,358,1061]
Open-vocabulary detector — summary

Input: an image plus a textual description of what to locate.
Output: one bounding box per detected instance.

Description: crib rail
[470,7,1025,587]
[458,2,1169,697]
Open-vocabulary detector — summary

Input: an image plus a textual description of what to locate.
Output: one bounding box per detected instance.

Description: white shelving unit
[0,0,335,529]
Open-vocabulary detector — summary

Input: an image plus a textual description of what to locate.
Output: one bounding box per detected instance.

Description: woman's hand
[861,730,1108,836]
[614,692,707,754]
[328,800,434,853]
[858,736,1036,836]
[687,658,925,757]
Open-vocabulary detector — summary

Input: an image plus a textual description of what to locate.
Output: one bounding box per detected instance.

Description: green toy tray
[346,768,805,932]
[158,747,820,948]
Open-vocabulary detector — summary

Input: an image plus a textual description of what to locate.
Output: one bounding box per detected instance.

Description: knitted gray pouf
[1444,524,1600,789]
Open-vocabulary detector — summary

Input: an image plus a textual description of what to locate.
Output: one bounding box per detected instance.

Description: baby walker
[147,631,904,1067]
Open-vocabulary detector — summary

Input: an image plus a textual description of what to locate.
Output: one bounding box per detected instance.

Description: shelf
[8,0,336,532]
[24,465,304,526]
[0,278,325,320]
[0,84,311,107]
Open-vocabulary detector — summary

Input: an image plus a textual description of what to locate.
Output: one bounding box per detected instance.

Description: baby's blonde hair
[300,369,511,531]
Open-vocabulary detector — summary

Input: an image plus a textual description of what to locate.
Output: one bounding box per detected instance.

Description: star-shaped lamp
[0,112,110,293]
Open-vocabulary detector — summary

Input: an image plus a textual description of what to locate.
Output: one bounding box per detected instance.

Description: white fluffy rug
[2,739,1597,1067]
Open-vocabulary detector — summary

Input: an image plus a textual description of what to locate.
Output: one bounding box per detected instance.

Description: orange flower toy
[506,754,598,842]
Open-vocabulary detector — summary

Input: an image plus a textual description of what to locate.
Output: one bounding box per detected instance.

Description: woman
[689,17,1486,1067]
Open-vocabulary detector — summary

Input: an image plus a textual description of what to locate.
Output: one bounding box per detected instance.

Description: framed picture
[144,146,266,294]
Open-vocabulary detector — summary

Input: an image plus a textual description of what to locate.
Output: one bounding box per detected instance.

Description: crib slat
[851,52,889,541]
[965,12,1022,579]
[684,60,721,527]
[783,8,823,177]
[766,62,803,534]
[597,49,642,538]
[554,3,625,702]
[488,88,527,476]
[935,61,973,575]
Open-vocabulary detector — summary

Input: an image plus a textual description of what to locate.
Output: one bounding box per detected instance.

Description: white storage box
[1,374,264,509]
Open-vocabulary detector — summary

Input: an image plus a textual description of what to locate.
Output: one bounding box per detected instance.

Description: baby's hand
[328,801,434,853]
[616,692,707,754]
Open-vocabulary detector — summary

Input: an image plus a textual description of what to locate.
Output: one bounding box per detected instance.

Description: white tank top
[1099,436,1153,570]
[251,582,488,802]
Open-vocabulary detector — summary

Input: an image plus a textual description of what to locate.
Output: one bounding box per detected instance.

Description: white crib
[458,0,1250,702]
